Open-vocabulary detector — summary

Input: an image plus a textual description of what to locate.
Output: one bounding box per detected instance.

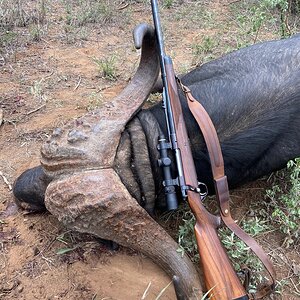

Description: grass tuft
[93,55,118,81]
[64,0,115,27]
[264,158,300,247]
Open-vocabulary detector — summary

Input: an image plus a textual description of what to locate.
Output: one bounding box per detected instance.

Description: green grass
[231,0,300,42]
[86,93,104,111]
[30,79,46,102]
[177,158,300,293]
[29,24,44,41]
[177,210,268,291]
[63,0,115,27]
[191,36,218,65]
[93,55,118,81]
[162,0,174,9]
[0,30,18,48]
[192,36,216,55]
[264,158,300,248]
[0,0,47,28]
[174,2,216,27]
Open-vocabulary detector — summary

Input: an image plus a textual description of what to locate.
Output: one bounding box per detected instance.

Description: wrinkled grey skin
[13,26,300,298]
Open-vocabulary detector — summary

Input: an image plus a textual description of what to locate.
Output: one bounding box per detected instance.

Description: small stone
[0,108,3,126]
[17,285,24,293]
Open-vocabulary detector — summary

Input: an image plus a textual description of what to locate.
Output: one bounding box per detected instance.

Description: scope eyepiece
[165,185,178,210]
[157,135,179,211]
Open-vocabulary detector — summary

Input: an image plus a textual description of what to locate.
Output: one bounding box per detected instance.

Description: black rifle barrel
[151,0,177,148]
[151,0,166,73]
[151,0,187,202]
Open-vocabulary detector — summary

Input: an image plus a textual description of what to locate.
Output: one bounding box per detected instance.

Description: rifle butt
[194,222,248,300]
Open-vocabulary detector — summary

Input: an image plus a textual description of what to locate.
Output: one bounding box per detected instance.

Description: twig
[227,0,242,5]
[253,23,262,44]
[284,13,291,36]
[74,76,82,91]
[233,187,265,192]
[117,2,129,10]
[290,278,300,294]
[141,282,152,300]
[41,254,54,265]
[37,236,57,257]
[26,104,46,116]
[0,253,7,269]
[0,172,12,190]
[95,85,111,93]
[44,70,54,79]
[155,281,172,300]
[4,119,17,128]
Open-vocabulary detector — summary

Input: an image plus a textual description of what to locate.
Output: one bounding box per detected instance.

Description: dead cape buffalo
[13,24,300,298]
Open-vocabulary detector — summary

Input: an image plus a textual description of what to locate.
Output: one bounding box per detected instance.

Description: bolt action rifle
[151,1,276,299]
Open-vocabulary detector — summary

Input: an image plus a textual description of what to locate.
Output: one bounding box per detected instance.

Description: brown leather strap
[177,79,276,299]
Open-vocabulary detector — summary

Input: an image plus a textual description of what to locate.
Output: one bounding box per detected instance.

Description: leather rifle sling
[177,78,276,299]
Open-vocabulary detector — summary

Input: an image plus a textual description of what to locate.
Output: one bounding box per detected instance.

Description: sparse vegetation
[56,231,80,255]
[29,79,46,102]
[86,92,104,111]
[177,209,199,262]
[63,0,116,27]
[265,158,300,248]
[191,36,218,64]
[162,0,174,9]
[29,24,43,41]
[0,0,47,28]
[233,0,300,43]
[0,30,18,48]
[93,55,118,81]
[0,0,27,28]
[192,36,216,55]
[0,0,48,59]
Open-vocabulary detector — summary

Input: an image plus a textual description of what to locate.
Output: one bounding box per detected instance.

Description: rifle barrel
[151,0,166,70]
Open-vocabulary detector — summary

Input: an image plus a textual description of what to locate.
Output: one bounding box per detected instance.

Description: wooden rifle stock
[165,57,248,300]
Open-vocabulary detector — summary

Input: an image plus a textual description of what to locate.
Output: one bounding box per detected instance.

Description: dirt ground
[0,1,299,299]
